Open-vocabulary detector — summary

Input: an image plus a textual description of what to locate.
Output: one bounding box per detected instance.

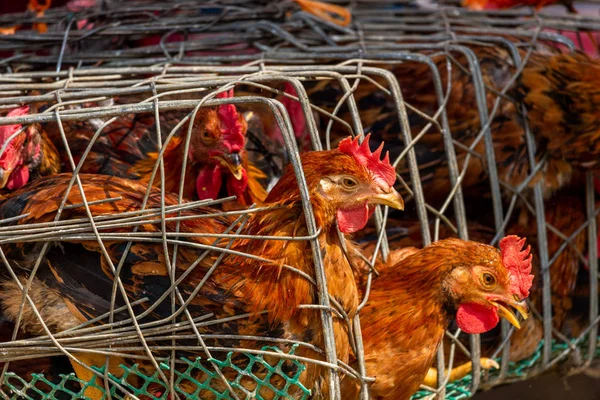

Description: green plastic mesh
[2,345,310,400]
[412,336,600,400]
[2,338,598,400]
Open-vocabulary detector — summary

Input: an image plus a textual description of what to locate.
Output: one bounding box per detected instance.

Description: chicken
[342,236,533,399]
[514,190,588,332]
[353,218,540,365]
[51,90,267,207]
[0,105,60,192]
[353,187,587,375]
[311,45,600,205]
[0,90,267,207]
[518,52,600,189]
[417,47,600,201]
[0,134,405,399]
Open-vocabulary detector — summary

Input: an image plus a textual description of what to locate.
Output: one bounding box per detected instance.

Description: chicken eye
[200,130,214,142]
[340,177,358,190]
[482,273,496,287]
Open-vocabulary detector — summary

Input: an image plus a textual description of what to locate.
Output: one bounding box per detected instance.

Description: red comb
[499,235,534,299]
[0,106,29,144]
[338,134,396,187]
[0,106,29,172]
[215,89,244,152]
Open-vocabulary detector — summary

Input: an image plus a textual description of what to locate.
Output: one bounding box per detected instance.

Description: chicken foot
[423,358,499,387]
[69,353,129,400]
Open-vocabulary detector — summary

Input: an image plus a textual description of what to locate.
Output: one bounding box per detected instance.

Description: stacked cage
[0,1,598,399]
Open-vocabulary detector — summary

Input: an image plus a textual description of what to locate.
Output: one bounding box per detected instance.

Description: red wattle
[5,166,29,190]
[196,164,222,200]
[336,202,369,233]
[226,168,249,204]
[456,303,499,334]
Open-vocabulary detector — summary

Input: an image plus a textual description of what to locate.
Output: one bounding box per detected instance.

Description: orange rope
[294,0,351,27]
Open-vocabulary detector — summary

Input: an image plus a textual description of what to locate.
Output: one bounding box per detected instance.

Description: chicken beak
[215,153,244,180]
[490,299,529,329]
[368,187,404,211]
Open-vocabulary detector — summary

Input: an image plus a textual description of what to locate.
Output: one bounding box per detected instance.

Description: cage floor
[473,373,599,400]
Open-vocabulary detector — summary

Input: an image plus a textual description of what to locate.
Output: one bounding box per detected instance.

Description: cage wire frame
[0,57,597,399]
[0,2,597,400]
[4,1,600,69]
[0,71,405,400]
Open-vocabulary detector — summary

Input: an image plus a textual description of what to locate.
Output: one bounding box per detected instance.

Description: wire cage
[0,1,598,400]
[3,0,600,69]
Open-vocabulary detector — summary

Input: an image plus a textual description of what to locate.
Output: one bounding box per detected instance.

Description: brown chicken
[0,105,60,192]
[0,135,404,399]
[45,90,267,207]
[342,236,533,399]
[0,90,267,207]
[354,218,539,364]
[515,190,588,333]
[309,45,600,204]
[352,188,588,375]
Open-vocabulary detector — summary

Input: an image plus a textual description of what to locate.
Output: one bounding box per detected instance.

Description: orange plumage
[0,94,267,207]
[311,45,600,205]
[0,135,404,399]
[351,189,588,387]
[343,237,533,399]
[393,46,600,201]
[41,97,267,208]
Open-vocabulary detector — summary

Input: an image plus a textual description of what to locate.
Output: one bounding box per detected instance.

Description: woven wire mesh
[0,1,598,399]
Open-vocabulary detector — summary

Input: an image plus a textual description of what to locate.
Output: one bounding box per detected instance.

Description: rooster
[0,134,404,399]
[0,90,267,207]
[310,45,600,205]
[0,106,60,192]
[343,236,533,399]
[514,191,588,332]
[46,90,267,207]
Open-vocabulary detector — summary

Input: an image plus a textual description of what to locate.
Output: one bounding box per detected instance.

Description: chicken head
[449,235,533,334]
